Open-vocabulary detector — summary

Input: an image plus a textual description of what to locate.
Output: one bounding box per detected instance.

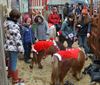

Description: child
[4,9,24,84]
[22,16,35,63]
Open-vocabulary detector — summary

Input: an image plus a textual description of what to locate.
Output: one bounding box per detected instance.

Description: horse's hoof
[64,80,74,85]
[90,81,96,85]
[38,65,43,69]
[85,57,88,60]
[76,78,80,81]
[29,65,33,69]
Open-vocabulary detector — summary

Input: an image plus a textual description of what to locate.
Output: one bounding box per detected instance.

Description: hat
[68,14,74,18]
[65,2,69,7]
[82,9,88,15]
[82,6,88,15]
[24,15,30,22]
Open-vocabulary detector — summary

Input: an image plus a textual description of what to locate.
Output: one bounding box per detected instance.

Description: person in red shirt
[48,6,60,25]
[48,6,61,32]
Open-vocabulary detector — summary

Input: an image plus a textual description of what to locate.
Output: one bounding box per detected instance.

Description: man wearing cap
[77,6,91,54]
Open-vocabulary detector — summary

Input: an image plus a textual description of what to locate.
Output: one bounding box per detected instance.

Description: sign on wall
[20,0,28,13]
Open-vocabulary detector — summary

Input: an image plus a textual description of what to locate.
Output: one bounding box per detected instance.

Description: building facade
[29,0,48,15]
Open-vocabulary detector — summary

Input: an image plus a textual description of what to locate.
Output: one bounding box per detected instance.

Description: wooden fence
[0,4,8,85]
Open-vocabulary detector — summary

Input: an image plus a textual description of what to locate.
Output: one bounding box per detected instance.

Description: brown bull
[51,48,86,85]
[30,40,65,69]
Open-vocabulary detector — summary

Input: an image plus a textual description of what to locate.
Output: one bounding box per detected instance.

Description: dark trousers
[78,35,90,54]
[23,42,32,62]
[66,38,74,48]
[58,34,74,48]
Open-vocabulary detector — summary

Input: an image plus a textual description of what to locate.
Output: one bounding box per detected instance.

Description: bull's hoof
[38,65,43,69]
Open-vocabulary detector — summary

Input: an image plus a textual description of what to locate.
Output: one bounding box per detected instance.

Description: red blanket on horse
[54,48,80,61]
[32,41,54,52]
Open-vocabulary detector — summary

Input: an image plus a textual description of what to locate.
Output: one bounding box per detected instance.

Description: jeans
[78,35,90,53]
[8,51,18,71]
[23,42,32,62]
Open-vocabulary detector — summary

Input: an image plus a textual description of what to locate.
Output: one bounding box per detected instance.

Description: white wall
[0,0,7,5]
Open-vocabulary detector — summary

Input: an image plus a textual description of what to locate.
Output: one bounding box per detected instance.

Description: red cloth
[48,13,60,25]
[57,30,62,35]
[58,48,80,60]
[33,41,53,52]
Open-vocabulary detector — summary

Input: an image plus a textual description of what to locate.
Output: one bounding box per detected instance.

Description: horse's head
[52,39,66,51]
[55,41,66,50]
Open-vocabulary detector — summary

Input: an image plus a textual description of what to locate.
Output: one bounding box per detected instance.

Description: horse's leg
[37,52,44,69]
[30,52,37,69]
[77,50,85,80]
[72,50,85,80]
[51,56,59,85]
[72,60,84,81]
[59,80,64,85]
[37,57,43,69]
[58,59,73,85]
[72,70,81,81]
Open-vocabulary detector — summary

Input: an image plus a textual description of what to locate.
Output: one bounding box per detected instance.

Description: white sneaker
[14,82,25,85]
[20,82,25,85]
